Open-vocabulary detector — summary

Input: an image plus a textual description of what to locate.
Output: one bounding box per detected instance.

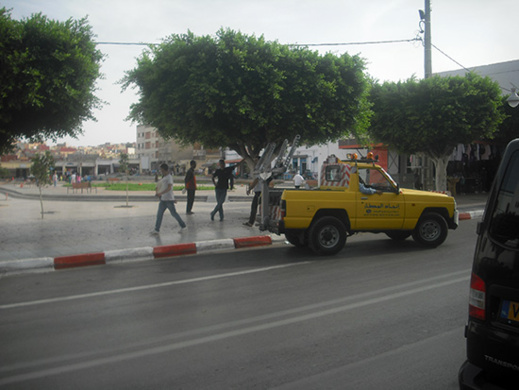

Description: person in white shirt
[293,172,305,189]
[359,181,382,195]
[151,163,186,235]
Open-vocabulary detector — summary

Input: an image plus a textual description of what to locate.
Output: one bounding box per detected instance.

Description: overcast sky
[3,0,518,147]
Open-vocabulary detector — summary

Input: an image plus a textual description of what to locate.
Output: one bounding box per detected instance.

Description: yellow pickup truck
[267,155,459,255]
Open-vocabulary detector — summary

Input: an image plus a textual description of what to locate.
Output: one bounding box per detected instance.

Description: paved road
[0,219,477,389]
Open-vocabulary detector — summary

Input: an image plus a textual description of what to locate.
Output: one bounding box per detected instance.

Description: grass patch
[88,182,215,191]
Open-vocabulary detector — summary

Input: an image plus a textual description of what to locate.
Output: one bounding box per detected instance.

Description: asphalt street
[0,219,479,389]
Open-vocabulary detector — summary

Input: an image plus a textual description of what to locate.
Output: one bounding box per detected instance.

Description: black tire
[385,231,412,241]
[285,231,306,247]
[412,212,448,247]
[308,216,347,256]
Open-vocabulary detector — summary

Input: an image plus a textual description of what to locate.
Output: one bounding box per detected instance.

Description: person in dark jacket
[184,160,197,215]
[210,159,235,221]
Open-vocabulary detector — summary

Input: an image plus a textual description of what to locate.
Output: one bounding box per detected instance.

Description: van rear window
[489,151,519,248]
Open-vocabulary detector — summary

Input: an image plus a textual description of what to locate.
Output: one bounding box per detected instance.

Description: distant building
[435,59,519,92]
[0,141,141,179]
[136,124,221,173]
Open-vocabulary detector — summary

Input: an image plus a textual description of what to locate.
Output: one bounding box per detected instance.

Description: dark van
[459,139,519,389]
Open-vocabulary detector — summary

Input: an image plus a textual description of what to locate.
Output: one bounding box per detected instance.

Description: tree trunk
[126,176,129,207]
[430,155,450,193]
[38,185,44,219]
[234,145,258,178]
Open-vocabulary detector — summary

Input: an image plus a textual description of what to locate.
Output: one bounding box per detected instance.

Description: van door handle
[361,197,368,200]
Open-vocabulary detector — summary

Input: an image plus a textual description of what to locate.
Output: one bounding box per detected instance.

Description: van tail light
[469,272,486,320]
[281,200,286,220]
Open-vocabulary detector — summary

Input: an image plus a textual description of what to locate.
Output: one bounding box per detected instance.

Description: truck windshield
[359,167,397,192]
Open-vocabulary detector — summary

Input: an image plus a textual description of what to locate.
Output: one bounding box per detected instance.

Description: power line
[95,37,421,47]
[431,43,471,73]
[99,38,513,91]
[430,43,513,93]
[288,38,421,47]
[96,41,152,46]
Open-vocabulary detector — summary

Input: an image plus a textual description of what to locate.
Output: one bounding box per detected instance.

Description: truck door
[355,167,405,230]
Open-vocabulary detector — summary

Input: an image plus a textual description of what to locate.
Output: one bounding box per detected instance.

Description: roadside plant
[119,152,130,207]
[30,151,55,218]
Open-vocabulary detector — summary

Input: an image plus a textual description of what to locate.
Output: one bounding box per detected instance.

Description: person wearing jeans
[151,163,186,235]
[210,159,235,221]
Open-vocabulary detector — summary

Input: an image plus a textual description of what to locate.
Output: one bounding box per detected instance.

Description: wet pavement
[0,182,260,262]
[0,181,488,263]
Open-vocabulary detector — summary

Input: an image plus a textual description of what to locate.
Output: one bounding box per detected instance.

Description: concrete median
[0,235,282,276]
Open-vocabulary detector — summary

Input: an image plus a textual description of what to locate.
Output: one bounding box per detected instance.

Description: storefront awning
[225,158,244,164]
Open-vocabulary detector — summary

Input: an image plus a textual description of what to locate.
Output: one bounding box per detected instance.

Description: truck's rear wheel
[412,212,448,247]
[308,216,346,256]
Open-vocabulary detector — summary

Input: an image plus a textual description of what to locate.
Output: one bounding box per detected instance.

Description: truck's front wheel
[412,212,448,247]
[309,216,347,256]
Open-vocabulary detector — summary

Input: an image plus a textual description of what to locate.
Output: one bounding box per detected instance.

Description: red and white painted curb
[459,210,484,221]
[0,235,284,275]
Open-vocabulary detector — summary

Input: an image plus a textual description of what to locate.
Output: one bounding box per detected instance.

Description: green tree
[122,29,371,171]
[368,73,505,191]
[0,8,103,155]
[30,151,55,219]
[0,166,9,179]
[118,152,130,207]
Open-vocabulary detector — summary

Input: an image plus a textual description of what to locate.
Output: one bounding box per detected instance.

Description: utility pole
[423,0,432,78]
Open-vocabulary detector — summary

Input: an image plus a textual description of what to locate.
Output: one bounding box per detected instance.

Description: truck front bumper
[451,209,459,230]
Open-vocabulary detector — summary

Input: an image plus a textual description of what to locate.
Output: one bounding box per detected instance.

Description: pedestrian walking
[210,159,235,221]
[293,172,305,189]
[184,160,197,215]
[150,163,186,235]
[52,172,58,187]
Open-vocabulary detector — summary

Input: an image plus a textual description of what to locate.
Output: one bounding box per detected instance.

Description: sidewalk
[0,182,488,275]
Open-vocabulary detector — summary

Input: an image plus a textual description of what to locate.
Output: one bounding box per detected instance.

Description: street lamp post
[507,88,519,108]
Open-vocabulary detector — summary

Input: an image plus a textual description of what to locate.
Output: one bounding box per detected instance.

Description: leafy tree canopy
[368,73,506,191]
[0,8,103,155]
[122,29,371,169]
[369,73,505,158]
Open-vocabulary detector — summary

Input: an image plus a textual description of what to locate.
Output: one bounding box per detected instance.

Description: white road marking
[0,262,310,310]
[0,270,470,385]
